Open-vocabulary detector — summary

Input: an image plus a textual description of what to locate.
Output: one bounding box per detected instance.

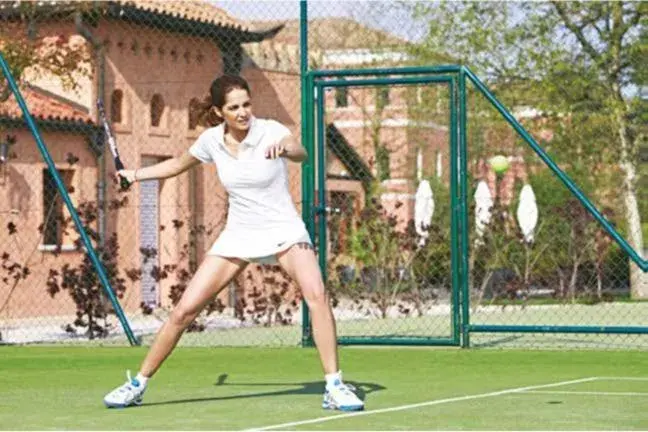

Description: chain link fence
[463,75,648,349]
[0,1,646,349]
[319,78,456,344]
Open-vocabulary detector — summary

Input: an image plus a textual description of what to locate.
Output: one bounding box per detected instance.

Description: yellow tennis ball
[489,155,509,174]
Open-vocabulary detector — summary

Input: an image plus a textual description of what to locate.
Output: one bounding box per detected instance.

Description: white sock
[325,370,342,388]
[135,373,149,387]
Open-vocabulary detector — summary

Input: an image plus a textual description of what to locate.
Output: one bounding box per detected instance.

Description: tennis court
[1,1,647,430]
[1,346,646,430]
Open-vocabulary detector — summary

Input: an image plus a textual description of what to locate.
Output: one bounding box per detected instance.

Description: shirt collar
[218,116,260,149]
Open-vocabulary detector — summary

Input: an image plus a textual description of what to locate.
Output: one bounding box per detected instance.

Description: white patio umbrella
[474,180,493,245]
[516,183,539,244]
[414,179,434,246]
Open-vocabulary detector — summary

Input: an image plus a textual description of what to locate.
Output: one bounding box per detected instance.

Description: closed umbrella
[474,180,493,245]
[414,179,434,246]
[517,183,538,244]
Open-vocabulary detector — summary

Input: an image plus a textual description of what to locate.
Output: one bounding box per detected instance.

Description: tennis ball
[489,155,509,174]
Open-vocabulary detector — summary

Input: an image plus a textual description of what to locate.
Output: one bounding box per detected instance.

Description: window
[335,87,349,108]
[150,94,165,127]
[110,89,123,123]
[42,168,74,247]
[188,98,201,130]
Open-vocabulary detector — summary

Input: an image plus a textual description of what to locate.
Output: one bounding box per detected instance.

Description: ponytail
[193,95,223,128]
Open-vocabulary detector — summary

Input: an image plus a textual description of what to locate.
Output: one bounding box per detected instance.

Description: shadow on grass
[140,374,385,407]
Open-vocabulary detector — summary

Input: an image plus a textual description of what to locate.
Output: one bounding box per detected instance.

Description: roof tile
[0,87,93,125]
[119,0,249,31]
[0,0,250,32]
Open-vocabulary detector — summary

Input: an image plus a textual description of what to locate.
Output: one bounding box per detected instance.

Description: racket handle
[119,175,131,191]
[114,157,130,191]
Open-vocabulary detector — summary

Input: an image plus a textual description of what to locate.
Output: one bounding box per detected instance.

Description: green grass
[1,346,647,430]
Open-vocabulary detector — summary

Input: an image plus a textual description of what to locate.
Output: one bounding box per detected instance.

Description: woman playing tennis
[103,74,364,411]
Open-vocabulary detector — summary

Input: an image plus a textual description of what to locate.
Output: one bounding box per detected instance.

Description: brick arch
[150,93,164,127]
[110,89,123,123]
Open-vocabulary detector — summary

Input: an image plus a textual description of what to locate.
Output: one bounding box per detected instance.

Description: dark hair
[210,74,250,108]
[194,74,251,127]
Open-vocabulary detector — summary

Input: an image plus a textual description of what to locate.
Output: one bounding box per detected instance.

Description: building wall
[320,83,450,231]
[103,22,227,311]
[0,129,97,319]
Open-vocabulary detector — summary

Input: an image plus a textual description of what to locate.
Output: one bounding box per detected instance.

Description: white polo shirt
[189,117,311,263]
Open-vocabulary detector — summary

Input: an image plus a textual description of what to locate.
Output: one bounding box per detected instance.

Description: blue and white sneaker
[322,380,364,411]
[103,371,146,408]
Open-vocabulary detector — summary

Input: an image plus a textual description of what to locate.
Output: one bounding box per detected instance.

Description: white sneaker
[322,380,364,411]
[103,371,147,408]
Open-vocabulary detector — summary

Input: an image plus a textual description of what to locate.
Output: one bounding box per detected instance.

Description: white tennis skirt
[206,226,313,265]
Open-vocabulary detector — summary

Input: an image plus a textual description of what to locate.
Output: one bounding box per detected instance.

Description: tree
[0,3,90,102]
[409,1,648,298]
[632,26,648,244]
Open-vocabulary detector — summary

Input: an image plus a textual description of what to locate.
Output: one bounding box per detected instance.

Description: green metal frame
[458,68,470,348]
[311,74,461,346]
[303,65,648,345]
[299,0,314,347]
[462,68,648,337]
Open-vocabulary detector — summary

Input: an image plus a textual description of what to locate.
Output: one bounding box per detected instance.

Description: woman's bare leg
[277,244,338,374]
[139,255,247,377]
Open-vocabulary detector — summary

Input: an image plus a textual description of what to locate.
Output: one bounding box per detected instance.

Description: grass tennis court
[1,346,647,430]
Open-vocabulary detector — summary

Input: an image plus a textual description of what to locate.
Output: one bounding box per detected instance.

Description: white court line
[523,390,648,397]
[596,376,648,381]
[245,377,598,431]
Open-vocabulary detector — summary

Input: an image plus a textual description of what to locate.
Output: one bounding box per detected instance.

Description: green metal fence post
[0,51,139,346]
[315,82,328,284]
[458,67,470,348]
[299,0,314,347]
[449,76,461,347]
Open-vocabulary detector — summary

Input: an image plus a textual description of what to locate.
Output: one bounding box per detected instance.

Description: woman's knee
[169,305,198,328]
[302,284,328,308]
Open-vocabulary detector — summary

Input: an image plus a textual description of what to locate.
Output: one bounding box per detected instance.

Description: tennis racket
[97,98,130,191]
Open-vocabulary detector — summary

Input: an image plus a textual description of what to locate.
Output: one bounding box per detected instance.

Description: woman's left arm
[281,135,307,162]
[266,135,307,162]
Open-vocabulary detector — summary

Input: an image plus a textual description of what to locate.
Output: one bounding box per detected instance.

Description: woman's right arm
[117,151,201,184]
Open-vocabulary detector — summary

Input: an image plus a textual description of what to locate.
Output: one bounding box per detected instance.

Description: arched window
[188,98,201,130]
[150,94,164,127]
[110,89,123,123]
